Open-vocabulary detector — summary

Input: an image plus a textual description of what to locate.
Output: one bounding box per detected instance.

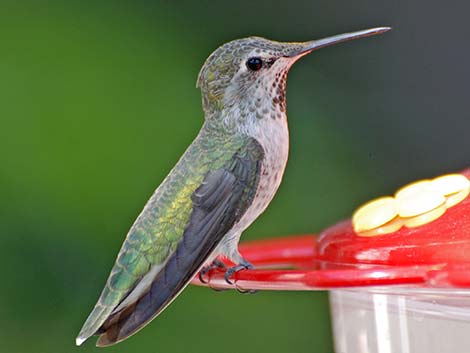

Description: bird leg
[220,246,257,293]
[224,258,254,285]
[198,258,226,284]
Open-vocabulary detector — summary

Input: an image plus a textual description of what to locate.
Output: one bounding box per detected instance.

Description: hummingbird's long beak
[287,27,391,57]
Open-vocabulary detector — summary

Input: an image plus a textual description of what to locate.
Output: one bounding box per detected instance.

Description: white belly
[217,115,289,257]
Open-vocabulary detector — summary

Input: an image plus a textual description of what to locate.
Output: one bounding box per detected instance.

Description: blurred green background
[1,0,469,352]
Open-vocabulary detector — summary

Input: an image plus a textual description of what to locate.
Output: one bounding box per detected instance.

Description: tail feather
[75,303,115,346]
[96,239,212,346]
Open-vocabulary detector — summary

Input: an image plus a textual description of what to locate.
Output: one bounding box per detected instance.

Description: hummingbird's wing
[76,136,264,346]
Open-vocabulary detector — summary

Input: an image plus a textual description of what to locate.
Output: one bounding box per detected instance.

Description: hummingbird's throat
[249,59,290,120]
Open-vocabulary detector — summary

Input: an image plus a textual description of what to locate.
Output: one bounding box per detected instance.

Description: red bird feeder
[193,169,470,353]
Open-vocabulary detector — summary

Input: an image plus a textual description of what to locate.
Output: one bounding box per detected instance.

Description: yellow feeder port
[395,181,445,218]
[446,189,470,208]
[353,173,470,237]
[402,203,447,228]
[395,180,432,199]
[352,196,397,233]
[357,217,403,237]
[431,174,470,208]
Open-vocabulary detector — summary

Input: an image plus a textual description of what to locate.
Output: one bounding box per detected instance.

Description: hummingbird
[76,26,389,347]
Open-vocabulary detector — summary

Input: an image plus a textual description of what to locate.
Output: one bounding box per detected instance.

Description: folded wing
[76,136,264,346]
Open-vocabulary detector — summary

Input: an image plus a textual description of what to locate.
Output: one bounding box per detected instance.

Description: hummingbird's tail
[75,236,217,347]
[75,300,116,346]
[94,230,220,346]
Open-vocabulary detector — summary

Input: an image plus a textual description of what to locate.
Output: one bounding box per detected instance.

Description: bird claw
[200,259,256,294]
[224,261,254,285]
[198,258,226,284]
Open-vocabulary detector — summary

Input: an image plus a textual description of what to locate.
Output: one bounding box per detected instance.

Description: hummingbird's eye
[246,57,263,71]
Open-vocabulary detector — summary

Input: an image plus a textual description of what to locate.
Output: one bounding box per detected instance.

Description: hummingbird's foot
[224,260,254,285]
[199,258,226,284]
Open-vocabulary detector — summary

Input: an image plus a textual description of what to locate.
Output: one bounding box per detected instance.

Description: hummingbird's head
[197,27,389,119]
